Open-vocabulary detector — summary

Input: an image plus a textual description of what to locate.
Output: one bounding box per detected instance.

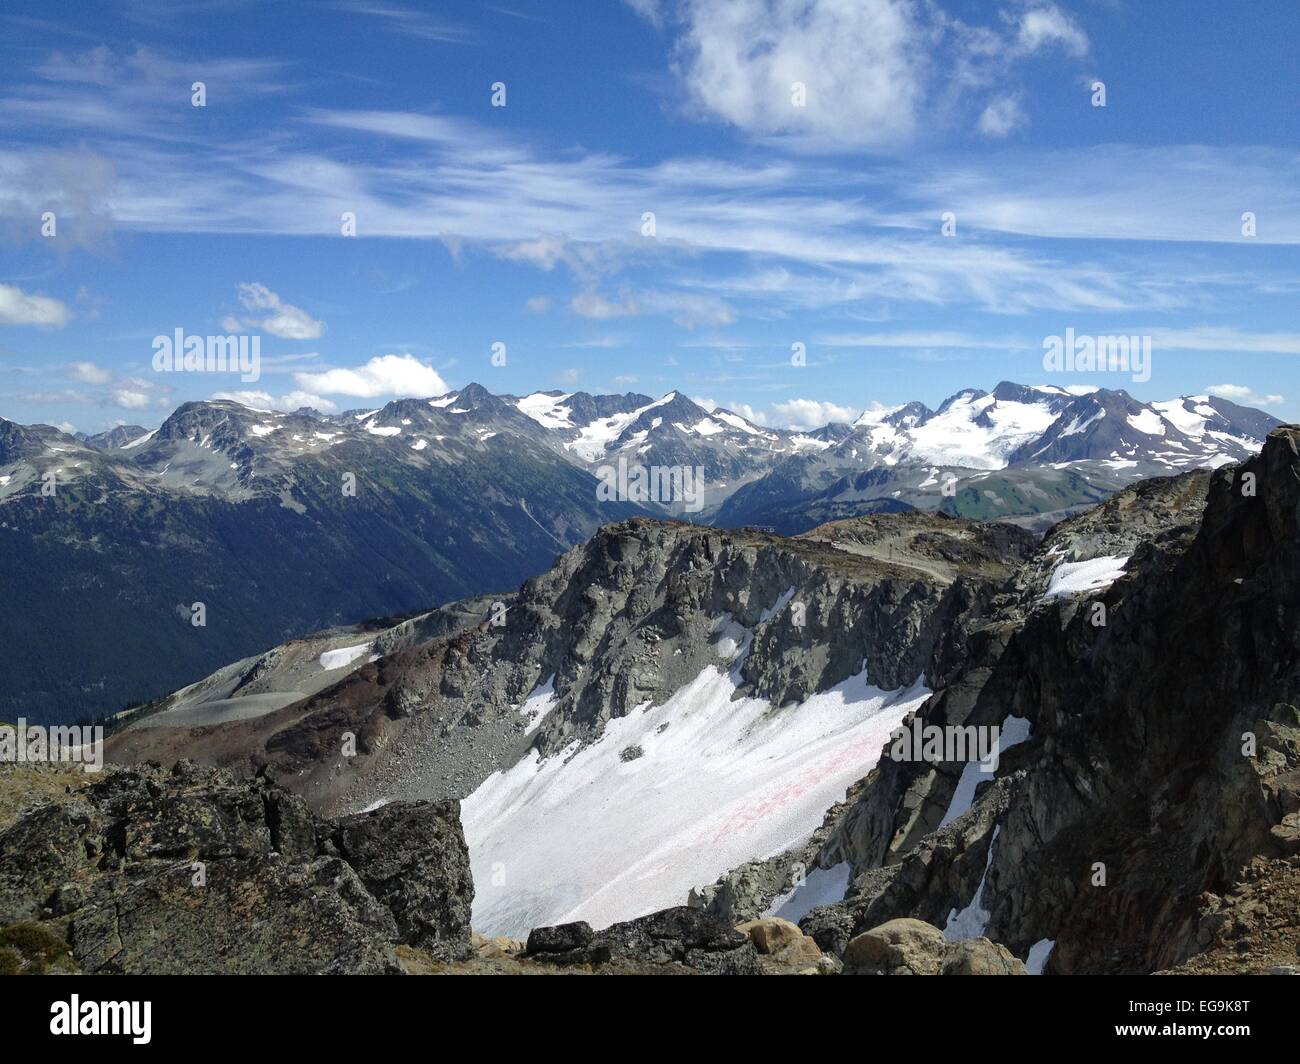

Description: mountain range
[0,380,1278,723]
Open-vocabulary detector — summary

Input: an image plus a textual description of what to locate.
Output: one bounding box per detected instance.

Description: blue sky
[1,0,1298,433]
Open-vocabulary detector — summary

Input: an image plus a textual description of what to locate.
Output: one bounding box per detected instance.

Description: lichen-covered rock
[329,800,474,961]
[0,761,474,974]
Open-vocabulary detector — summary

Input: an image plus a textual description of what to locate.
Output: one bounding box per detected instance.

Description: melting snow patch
[765,862,852,923]
[712,615,751,662]
[366,424,401,437]
[944,825,999,941]
[120,428,157,449]
[319,643,371,670]
[759,587,797,624]
[462,666,930,938]
[937,716,1031,828]
[518,677,559,736]
[1042,556,1129,599]
[1025,938,1055,975]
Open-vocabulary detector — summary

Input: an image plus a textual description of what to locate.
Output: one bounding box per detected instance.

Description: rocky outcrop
[526,906,762,974]
[0,761,473,974]
[800,431,1300,974]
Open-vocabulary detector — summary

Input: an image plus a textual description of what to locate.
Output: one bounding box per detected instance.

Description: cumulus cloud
[525,296,552,313]
[634,0,1090,148]
[109,381,158,409]
[212,388,338,413]
[227,283,324,340]
[65,360,113,384]
[769,397,860,428]
[0,283,72,327]
[1205,383,1285,409]
[714,398,859,428]
[293,353,448,399]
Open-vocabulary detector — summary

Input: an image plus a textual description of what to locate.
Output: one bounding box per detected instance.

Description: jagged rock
[941,938,1027,975]
[843,918,949,975]
[0,763,474,974]
[328,801,474,961]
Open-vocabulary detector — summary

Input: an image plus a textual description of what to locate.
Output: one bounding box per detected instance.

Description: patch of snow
[249,423,277,437]
[759,587,797,624]
[765,862,852,923]
[462,666,930,938]
[1042,555,1129,599]
[120,428,157,450]
[427,394,459,408]
[944,826,999,941]
[518,677,560,736]
[938,715,1032,828]
[516,392,574,429]
[365,424,401,437]
[713,411,767,436]
[411,438,428,450]
[1025,938,1055,975]
[319,642,372,670]
[1127,408,1166,436]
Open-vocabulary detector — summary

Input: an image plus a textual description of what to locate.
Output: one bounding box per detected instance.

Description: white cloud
[726,402,769,426]
[65,360,113,384]
[212,388,338,413]
[293,353,448,399]
[229,283,324,340]
[0,283,71,327]
[525,295,552,313]
[1204,384,1285,409]
[110,385,154,409]
[977,95,1026,138]
[637,0,1090,149]
[769,397,859,428]
[1015,4,1088,57]
[668,0,925,148]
